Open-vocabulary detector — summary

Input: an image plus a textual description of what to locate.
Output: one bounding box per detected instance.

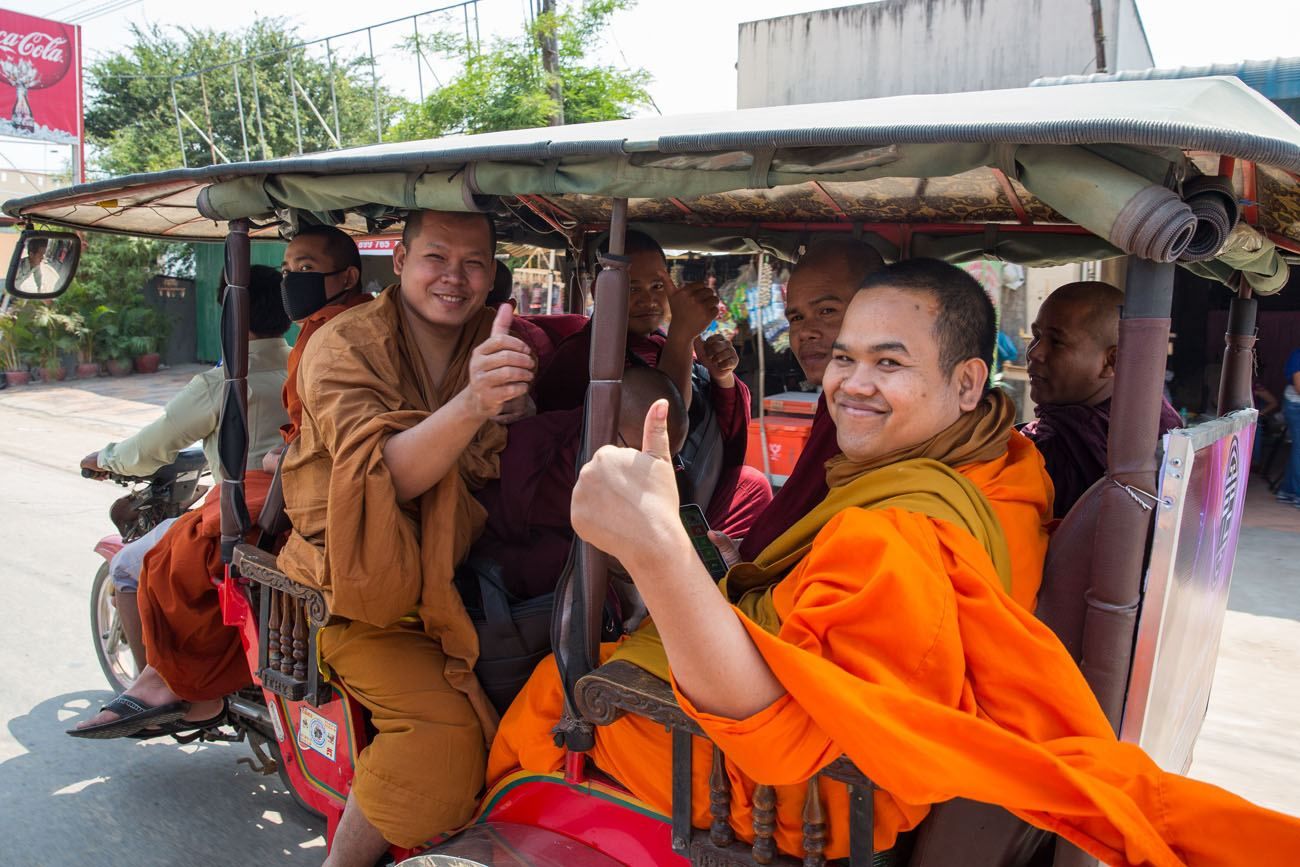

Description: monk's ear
[393,242,408,277]
[345,265,361,291]
[954,357,988,412]
[1100,344,1118,380]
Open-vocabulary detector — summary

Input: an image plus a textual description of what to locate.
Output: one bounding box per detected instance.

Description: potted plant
[0,308,32,386]
[27,305,82,382]
[94,305,149,377]
[74,305,106,379]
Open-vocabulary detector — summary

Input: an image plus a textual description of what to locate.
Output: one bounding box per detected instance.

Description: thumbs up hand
[572,399,686,572]
[466,303,536,421]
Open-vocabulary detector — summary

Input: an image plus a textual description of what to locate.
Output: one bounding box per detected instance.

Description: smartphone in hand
[679,504,729,580]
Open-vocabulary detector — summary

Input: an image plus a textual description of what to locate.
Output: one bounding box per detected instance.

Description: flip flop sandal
[127,702,228,741]
[66,694,190,740]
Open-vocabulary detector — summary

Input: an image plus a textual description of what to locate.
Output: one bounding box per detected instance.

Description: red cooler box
[746,416,814,484]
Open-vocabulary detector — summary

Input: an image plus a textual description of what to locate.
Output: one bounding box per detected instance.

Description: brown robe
[277,285,507,845]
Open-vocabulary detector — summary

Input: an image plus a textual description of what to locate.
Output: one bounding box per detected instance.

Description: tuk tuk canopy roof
[6,76,1300,291]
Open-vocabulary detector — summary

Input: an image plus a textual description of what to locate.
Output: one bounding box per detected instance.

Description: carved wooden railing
[575,660,880,867]
[232,543,329,706]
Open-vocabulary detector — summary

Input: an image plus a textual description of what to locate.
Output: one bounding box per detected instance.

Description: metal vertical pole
[413,18,425,104]
[287,53,304,155]
[755,255,772,483]
[170,79,187,168]
[232,66,251,163]
[325,39,342,149]
[199,72,218,165]
[249,61,269,160]
[473,0,481,53]
[368,28,383,143]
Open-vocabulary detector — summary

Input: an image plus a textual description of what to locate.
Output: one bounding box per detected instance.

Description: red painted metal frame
[1267,231,1300,255]
[474,772,685,867]
[667,197,695,217]
[1242,161,1260,226]
[990,168,1033,225]
[809,181,850,221]
[517,194,580,241]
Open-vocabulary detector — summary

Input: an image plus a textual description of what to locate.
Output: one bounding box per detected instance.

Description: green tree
[392,0,652,139]
[86,18,402,174]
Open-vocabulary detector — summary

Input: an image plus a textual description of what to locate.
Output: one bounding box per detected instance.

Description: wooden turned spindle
[266,590,282,672]
[291,600,308,679]
[708,746,734,847]
[752,783,777,865]
[278,594,295,675]
[801,778,827,867]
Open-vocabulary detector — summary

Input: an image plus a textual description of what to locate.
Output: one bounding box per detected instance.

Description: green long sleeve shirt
[98,337,292,483]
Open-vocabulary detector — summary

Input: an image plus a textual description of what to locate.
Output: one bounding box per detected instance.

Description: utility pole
[1089,0,1108,74]
[536,0,564,126]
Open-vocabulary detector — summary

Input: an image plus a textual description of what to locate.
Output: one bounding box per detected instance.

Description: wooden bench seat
[575,660,881,867]
[232,543,329,706]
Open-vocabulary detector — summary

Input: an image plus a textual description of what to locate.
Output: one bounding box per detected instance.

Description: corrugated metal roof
[1032,57,1300,122]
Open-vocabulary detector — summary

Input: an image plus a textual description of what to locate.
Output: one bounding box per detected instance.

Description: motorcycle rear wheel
[91,562,137,693]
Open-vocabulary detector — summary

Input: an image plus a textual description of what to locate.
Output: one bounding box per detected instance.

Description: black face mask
[281,268,352,321]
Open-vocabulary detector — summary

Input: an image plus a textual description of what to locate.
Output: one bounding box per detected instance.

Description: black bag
[456,554,554,717]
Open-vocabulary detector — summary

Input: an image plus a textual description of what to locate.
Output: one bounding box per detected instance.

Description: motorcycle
[85,448,316,816]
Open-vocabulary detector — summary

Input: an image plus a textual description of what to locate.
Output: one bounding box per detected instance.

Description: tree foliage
[392,0,652,139]
[86,18,402,175]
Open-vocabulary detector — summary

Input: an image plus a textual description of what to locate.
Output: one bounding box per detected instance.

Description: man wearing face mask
[279,224,370,443]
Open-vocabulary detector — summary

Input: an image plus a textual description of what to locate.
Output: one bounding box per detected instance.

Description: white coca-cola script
[0,31,66,65]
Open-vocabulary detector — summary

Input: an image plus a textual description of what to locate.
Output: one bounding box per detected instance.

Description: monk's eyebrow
[845,340,911,355]
[807,294,844,306]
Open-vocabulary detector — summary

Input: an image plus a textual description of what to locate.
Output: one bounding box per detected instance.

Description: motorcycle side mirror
[5,229,80,300]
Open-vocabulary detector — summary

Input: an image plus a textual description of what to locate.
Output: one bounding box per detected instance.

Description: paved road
[0,369,323,867]
[1,370,1297,866]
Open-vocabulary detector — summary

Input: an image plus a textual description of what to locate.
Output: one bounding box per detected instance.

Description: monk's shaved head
[1027,280,1124,407]
[1046,281,1125,346]
[785,240,886,384]
[620,366,688,455]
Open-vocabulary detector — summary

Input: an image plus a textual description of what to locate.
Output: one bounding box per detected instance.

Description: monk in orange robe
[490,259,1300,866]
[278,210,537,867]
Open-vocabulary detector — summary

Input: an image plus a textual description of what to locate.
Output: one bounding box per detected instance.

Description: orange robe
[489,437,1300,866]
[281,292,372,443]
[137,472,272,700]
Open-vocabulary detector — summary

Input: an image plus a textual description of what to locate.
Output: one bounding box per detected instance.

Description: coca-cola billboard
[0,11,81,145]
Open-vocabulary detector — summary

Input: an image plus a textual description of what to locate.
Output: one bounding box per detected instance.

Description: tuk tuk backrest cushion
[1035,478,1107,662]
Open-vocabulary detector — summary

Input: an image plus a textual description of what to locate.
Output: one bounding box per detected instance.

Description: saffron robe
[278,287,508,846]
[137,472,273,700]
[489,432,1300,864]
[1020,397,1182,518]
[281,291,372,443]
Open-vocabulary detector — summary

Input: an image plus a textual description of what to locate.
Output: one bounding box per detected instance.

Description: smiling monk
[490,259,1300,866]
[279,209,535,867]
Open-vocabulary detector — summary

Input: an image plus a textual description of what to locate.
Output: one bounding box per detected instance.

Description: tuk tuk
[5,73,1297,867]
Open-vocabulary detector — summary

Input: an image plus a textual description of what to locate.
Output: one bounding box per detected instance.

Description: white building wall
[737,0,1153,109]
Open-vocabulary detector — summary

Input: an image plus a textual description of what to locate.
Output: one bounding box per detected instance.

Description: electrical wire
[67,0,143,24]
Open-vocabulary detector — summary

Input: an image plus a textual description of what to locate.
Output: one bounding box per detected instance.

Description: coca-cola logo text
[0,31,67,66]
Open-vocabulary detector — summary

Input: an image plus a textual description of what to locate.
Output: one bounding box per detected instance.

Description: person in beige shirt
[80,265,292,669]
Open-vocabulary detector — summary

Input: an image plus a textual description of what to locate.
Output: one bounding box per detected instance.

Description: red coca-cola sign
[0,11,81,145]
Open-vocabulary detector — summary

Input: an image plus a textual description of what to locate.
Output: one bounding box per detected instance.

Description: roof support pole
[218,219,252,565]
[1217,283,1257,414]
[170,79,187,169]
[1052,259,1174,867]
[552,198,630,752]
[1080,257,1174,728]
[287,52,304,155]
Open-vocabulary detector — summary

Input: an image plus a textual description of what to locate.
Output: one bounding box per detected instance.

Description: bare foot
[76,665,224,730]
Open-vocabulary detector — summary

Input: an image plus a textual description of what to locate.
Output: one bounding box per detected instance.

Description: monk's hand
[572,399,686,572]
[467,304,535,421]
[694,333,738,388]
[261,444,285,475]
[667,280,721,339]
[707,531,742,569]
[80,451,109,480]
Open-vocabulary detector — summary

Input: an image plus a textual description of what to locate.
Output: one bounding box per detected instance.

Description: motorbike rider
[80,265,292,670]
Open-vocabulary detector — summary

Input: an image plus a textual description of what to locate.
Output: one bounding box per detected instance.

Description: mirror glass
[6,231,80,300]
